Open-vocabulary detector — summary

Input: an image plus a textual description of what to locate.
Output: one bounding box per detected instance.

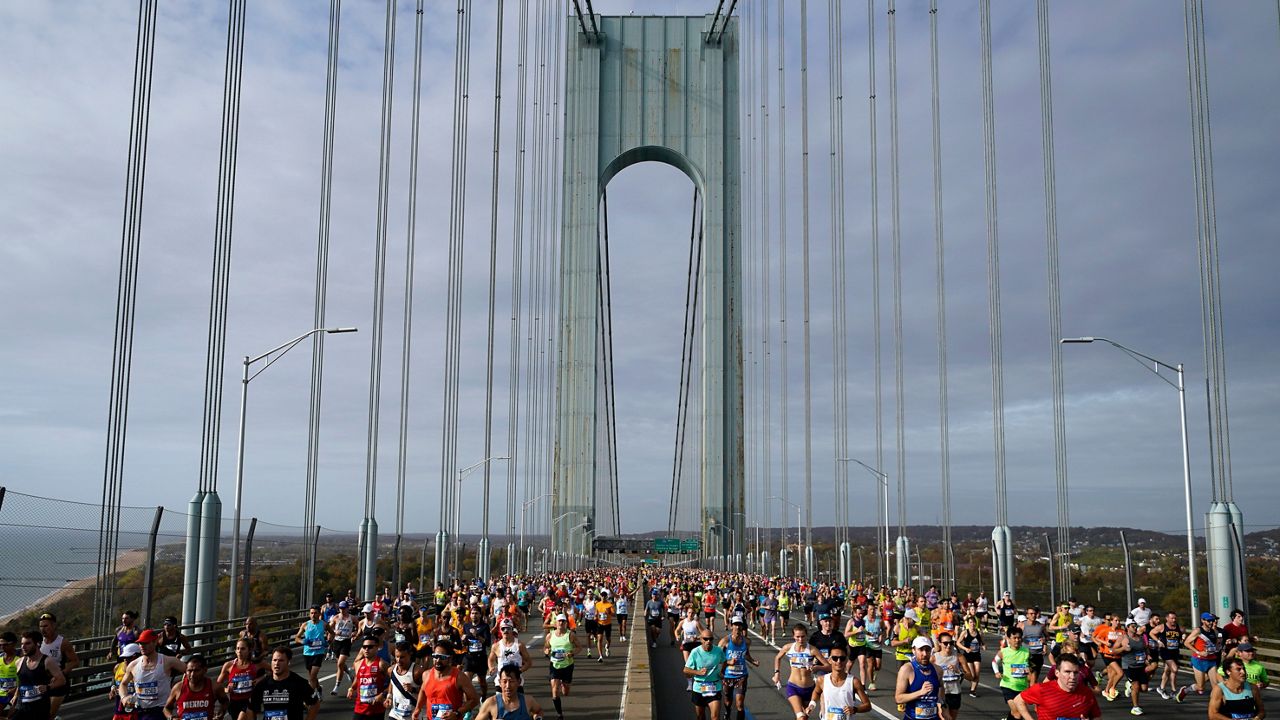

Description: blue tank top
[724,637,748,679]
[495,693,533,720]
[303,620,327,656]
[1218,682,1258,720]
[903,659,939,720]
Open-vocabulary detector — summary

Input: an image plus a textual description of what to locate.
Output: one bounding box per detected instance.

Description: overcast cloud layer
[1,1,1277,540]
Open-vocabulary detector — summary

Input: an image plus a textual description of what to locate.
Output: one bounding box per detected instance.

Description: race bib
[264,711,287,720]
[135,681,159,701]
[233,676,254,693]
[943,671,962,682]
[394,632,407,644]
[1026,637,1044,651]
[419,634,431,645]
[826,707,848,720]
[1133,652,1146,664]
[431,702,454,719]
[359,682,378,702]
[0,677,14,692]
[184,712,209,720]
[18,685,41,702]
[393,694,414,713]
[1009,663,1028,678]
[914,701,938,719]
[692,678,719,695]
[468,640,484,653]
[308,638,325,649]
[551,649,567,661]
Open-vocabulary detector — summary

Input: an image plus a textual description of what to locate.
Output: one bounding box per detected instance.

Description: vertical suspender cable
[1035,0,1071,598]
[669,190,703,532]
[600,192,621,535]
[759,0,773,565]
[98,0,158,634]
[361,0,397,596]
[506,0,531,539]
[776,0,790,563]
[394,0,426,592]
[546,3,566,538]
[865,0,886,586]
[978,0,1009,530]
[826,0,848,553]
[480,0,507,562]
[744,0,758,564]
[886,0,907,551]
[304,0,342,607]
[523,0,549,541]
[928,0,955,593]
[798,0,814,567]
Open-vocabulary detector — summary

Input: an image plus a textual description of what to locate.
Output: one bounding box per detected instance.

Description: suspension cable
[669,189,703,533]
[759,0,773,566]
[303,0,342,610]
[799,0,814,564]
[978,0,1009,528]
[827,0,849,553]
[506,0,532,538]
[1035,0,1071,598]
[776,0,790,562]
[929,0,954,592]
[887,0,907,539]
[865,0,885,585]
[599,190,621,535]
[97,0,158,634]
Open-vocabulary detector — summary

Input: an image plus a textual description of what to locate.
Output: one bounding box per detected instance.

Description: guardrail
[63,609,308,699]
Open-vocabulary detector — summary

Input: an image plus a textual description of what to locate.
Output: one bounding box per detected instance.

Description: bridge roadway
[646,616,1236,720]
[54,621,636,720]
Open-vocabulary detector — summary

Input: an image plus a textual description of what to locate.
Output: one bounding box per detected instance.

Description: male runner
[810,646,870,720]
[120,629,185,720]
[1010,653,1101,720]
[1184,611,1224,696]
[993,627,1031,720]
[329,601,357,695]
[243,645,319,720]
[348,636,389,718]
[895,636,941,720]
[11,630,66,720]
[414,641,480,720]
[543,614,580,720]
[684,630,727,720]
[294,605,331,694]
[163,654,228,720]
[644,590,666,649]
[36,612,78,719]
[474,666,545,720]
[720,616,760,720]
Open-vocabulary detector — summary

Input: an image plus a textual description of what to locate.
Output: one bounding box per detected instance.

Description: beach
[0,547,149,625]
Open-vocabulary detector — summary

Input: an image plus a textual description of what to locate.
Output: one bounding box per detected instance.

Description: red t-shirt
[1222,623,1249,642]
[1019,679,1101,720]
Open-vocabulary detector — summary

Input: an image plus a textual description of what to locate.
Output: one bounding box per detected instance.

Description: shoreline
[0,548,150,626]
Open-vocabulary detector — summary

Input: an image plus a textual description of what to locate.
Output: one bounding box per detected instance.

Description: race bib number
[431,702,454,718]
[308,638,325,649]
[0,677,15,692]
[468,640,484,653]
[394,632,407,644]
[914,702,938,719]
[359,682,378,702]
[1009,663,1028,678]
[692,679,719,696]
[1026,637,1044,651]
[1133,652,1146,664]
[419,634,430,645]
[135,681,159,701]
[943,671,962,682]
[18,685,41,702]
[392,694,414,717]
[826,707,848,720]
[233,676,253,693]
[184,712,209,720]
[264,711,287,720]
[551,649,567,661]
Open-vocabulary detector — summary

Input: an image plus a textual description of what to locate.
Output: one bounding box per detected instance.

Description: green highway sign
[680,538,701,552]
[654,537,682,553]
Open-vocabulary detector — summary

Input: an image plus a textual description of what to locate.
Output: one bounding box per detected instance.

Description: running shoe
[1130,707,1144,716]
[598,656,604,663]
[1176,686,1188,703]
[868,683,877,691]
[1124,680,1132,696]
[968,691,977,698]
[1156,688,1169,700]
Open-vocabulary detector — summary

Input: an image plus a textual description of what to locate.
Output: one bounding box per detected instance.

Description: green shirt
[999,646,1031,692]
[685,644,726,695]
[548,630,575,669]
[1220,659,1270,687]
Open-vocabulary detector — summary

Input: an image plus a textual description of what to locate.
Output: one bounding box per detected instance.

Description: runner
[1209,658,1265,720]
[895,636,941,720]
[1077,605,1103,669]
[763,590,781,646]
[581,593,600,659]
[1009,653,1101,720]
[1113,620,1154,715]
[844,605,870,688]
[810,646,870,720]
[892,611,921,668]
[993,627,1031,720]
[773,623,829,720]
[1017,607,1048,683]
[996,593,1017,635]
[644,590,666,649]
[0,632,19,717]
[595,589,615,660]
[1155,612,1187,701]
[293,605,331,695]
[414,605,436,668]
[110,642,142,720]
[11,630,66,720]
[119,629,185,720]
[720,616,759,720]
[933,632,972,720]
[616,591,630,642]
[348,636,389,718]
[810,613,850,683]
[162,654,228,720]
[684,630,726,720]
[474,666,545,720]
[1219,643,1270,690]
[329,600,357,694]
[116,611,141,659]
[244,645,319,720]
[414,641,479,720]
[239,617,267,664]
[1128,598,1153,628]
[1094,613,1125,700]
[1184,611,1224,697]
[35,611,79,718]
[955,615,984,698]
[461,606,493,697]
[217,638,264,720]
[677,606,705,663]
[543,614,580,720]
[488,620,531,689]
[381,644,420,720]
[862,607,885,692]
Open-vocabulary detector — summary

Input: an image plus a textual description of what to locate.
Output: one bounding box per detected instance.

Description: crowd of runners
[0,566,1268,720]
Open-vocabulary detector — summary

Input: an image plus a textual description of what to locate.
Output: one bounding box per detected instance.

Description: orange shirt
[1094,624,1120,657]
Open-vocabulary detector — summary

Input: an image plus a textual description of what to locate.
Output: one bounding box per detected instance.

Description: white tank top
[820,674,857,720]
[680,619,700,642]
[128,655,172,709]
[497,639,524,686]
[334,615,355,640]
[388,664,416,720]
[39,636,64,667]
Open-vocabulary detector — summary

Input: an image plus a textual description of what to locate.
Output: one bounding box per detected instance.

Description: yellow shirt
[596,601,615,626]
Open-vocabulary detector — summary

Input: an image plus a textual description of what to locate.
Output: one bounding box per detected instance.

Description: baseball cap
[1068,624,1081,633]
[1137,598,1147,604]
[555,614,568,622]
[1238,642,1255,652]
[912,636,933,650]
[362,603,374,614]
[339,600,349,608]
[818,612,832,620]
[137,629,158,644]
[731,615,746,626]
[1201,612,1218,622]
[121,643,142,658]
[904,609,919,622]
[1125,620,1138,627]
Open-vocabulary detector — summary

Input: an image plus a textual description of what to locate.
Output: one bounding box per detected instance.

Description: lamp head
[1059,337,1094,344]
[327,327,359,334]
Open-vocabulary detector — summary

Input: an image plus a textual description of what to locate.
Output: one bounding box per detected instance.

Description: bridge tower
[552,14,744,564]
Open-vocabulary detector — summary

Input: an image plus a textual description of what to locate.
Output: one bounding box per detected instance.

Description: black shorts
[228,699,251,718]
[847,646,865,658]
[549,664,575,683]
[304,653,326,669]
[585,620,599,634]
[865,648,883,660]
[723,676,747,696]
[1124,667,1149,684]
[691,690,721,707]
[465,652,487,674]
[1105,656,1122,668]
[647,617,664,627]
[704,611,716,620]
[333,638,353,656]
[617,614,628,623]
[1159,649,1181,663]
[683,641,699,653]
[1000,687,1021,702]
[964,651,982,663]
[600,624,613,638]
[943,693,962,710]
[1028,654,1044,675]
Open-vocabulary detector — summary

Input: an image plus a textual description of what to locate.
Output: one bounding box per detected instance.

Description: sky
[1,1,1277,541]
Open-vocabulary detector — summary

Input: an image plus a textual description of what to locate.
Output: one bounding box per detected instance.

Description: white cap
[362,603,374,614]
[556,614,568,622]
[121,643,142,657]
[904,609,919,622]
[1137,598,1147,604]
[912,636,934,650]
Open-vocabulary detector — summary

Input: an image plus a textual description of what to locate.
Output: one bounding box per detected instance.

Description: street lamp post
[452,456,508,580]
[839,458,891,588]
[228,327,357,618]
[711,522,736,572]
[1061,336,1199,621]
[519,493,552,574]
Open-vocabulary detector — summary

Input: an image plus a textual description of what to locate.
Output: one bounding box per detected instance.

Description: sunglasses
[699,637,714,642]
[362,644,378,650]
[829,656,848,662]
[432,654,451,660]
[940,641,953,646]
